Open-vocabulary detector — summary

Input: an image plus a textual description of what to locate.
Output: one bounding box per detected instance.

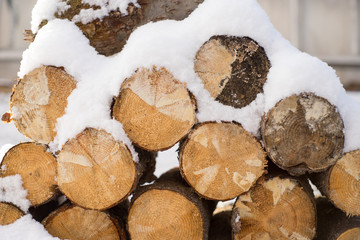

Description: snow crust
[31,0,138,33]
[20,0,360,155]
[0,175,31,212]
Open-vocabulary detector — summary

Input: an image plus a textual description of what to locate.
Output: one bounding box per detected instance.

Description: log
[0,142,58,206]
[112,67,197,151]
[179,121,267,201]
[31,0,204,56]
[0,202,24,226]
[57,128,137,210]
[10,66,77,144]
[309,149,360,216]
[261,92,344,175]
[42,204,125,239]
[209,211,232,240]
[232,174,316,239]
[194,35,270,109]
[127,168,213,240]
[315,197,360,240]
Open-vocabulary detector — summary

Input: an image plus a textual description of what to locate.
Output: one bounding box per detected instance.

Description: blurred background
[1,0,360,90]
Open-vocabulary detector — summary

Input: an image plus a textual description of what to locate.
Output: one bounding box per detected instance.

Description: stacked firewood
[1,1,360,240]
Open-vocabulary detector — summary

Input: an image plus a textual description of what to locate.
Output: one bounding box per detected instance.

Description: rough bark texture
[209,211,232,240]
[232,173,316,240]
[32,0,204,56]
[127,168,213,240]
[309,149,360,216]
[10,66,76,144]
[42,204,125,239]
[315,197,360,240]
[135,146,157,184]
[179,121,267,201]
[194,35,270,109]
[112,67,197,151]
[261,92,344,175]
[0,202,24,226]
[0,142,58,206]
[57,128,137,210]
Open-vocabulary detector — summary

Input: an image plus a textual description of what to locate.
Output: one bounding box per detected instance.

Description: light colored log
[0,202,24,226]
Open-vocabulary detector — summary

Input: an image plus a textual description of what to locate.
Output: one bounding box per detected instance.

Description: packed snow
[1,0,360,238]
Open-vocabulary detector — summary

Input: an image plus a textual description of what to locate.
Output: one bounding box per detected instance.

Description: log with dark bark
[194,35,270,109]
[112,67,197,151]
[0,142,58,206]
[30,0,204,56]
[42,203,126,239]
[0,202,24,226]
[309,149,360,216]
[10,66,76,144]
[179,121,267,201]
[209,211,232,240]
[57,128,137,210]
[232,173,316,239]
[127,168,214,240]
[261,92,344,175]
[315,197,360,240]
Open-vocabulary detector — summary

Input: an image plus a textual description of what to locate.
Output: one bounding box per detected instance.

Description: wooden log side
[315,197,360,240]
[179,121,267,201]
[31,0,203,56]
[112,67,197,151]
[232,174,316,240]
[0,202,25,226]
[309,149,360,216]
[10,66,76,144]
[42,204,125,240]
[194,35,270,109]
[0,142,58,206]
[261,92,344,176]
[57,128,137,210]
[127,168,213,240]
[209,211,232,240]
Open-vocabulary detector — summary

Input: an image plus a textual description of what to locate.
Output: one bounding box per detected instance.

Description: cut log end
[10,66,76,144]
[180,122,266,200]
[194,35,270,109]
[232,176,316,240]
[0,202,24,225]
[0,143,58,206]
[57,128,137,210]
[112,67,196,151]
[337,228,360,240]
[328,149,360,216]
[128,189,205,240]
[42,204,123,240]
[261,92,344,175]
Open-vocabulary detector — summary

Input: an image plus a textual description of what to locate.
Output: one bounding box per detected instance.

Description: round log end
[0,202,24,226]
[179,122,267,200]
[232,176,316,240]
[112,67,197,151]
[128,188,206,240]
[0,142,58,206]
[10,66,76,144]
[261,92,344,175]
[42,204,123,240]
[194,35,270,109]
[329,149,360,216]
[57,128,137,210]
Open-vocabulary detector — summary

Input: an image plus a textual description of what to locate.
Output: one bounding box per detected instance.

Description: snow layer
[31,0,138,33]
[0,175,30,212]
[0,215,58,240]
[20,0,360,154]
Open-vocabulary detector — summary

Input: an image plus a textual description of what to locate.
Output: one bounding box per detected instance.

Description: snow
[0,175,31,212]
[1,0,360,238]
